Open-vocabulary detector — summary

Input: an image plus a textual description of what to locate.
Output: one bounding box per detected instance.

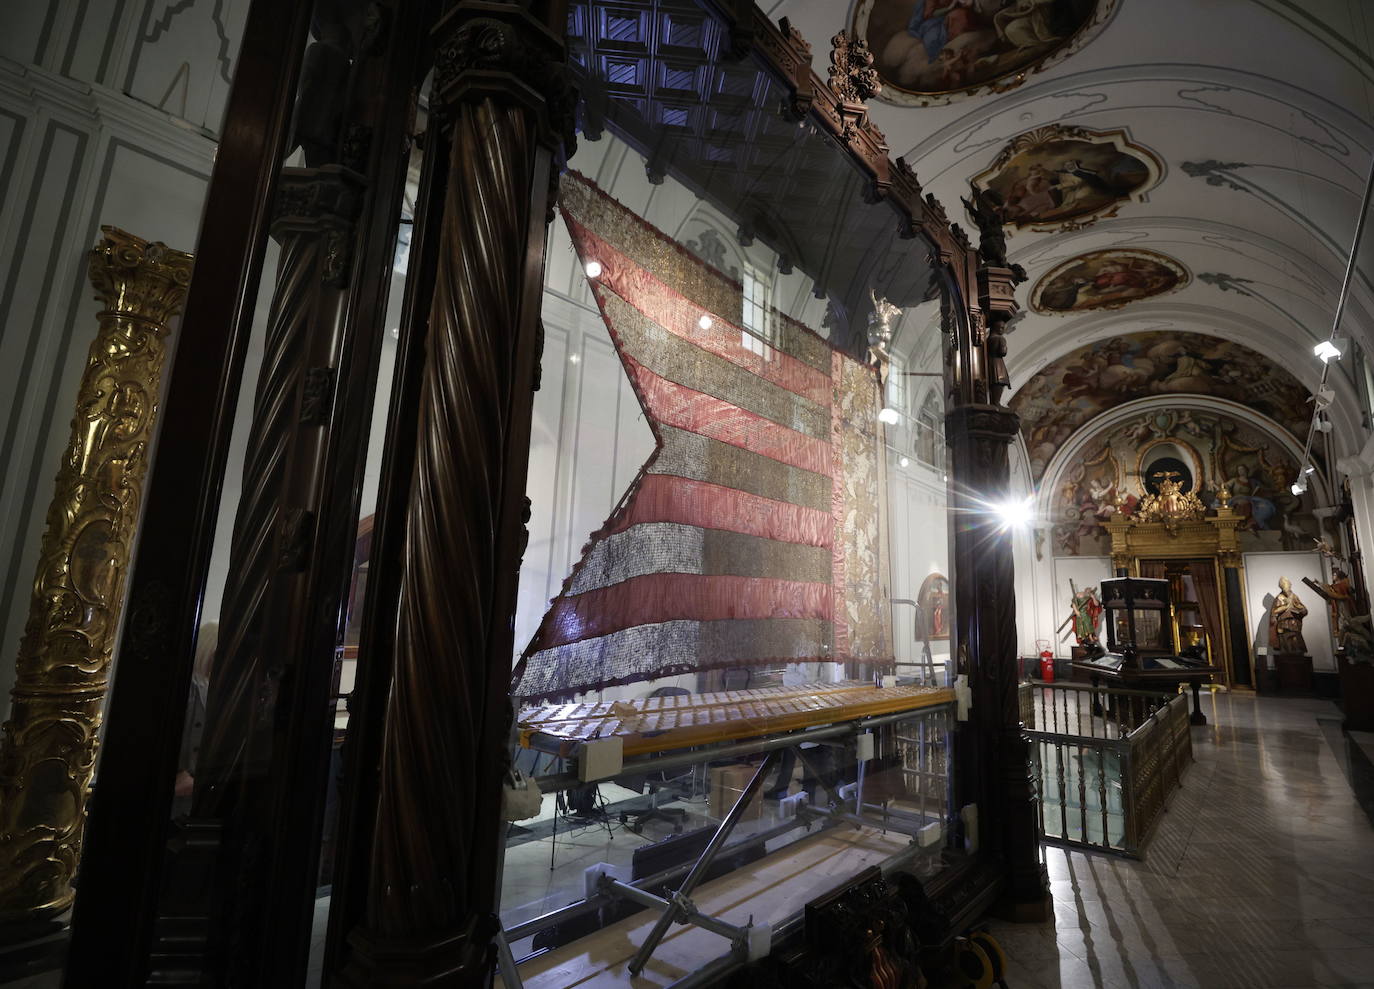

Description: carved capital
[87,226,193,326]
[431,5,577,154]
[273,166,366,234]
[946,404,1020,443]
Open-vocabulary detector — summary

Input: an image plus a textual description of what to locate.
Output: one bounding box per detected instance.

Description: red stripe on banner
[830,350,850,661]
[535,573,833,650]
[610,474,834,549]
[626,357,832,477]
[564,215,833,406]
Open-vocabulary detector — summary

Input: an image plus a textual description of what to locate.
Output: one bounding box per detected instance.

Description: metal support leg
[495,928,524,989]
[627,750,780,976]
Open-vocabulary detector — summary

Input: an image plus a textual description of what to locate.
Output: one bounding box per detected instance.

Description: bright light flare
[584,260,603,278]
[878,407,901,425]
[1314,340,1342,362]
[698,314,713,330]
[989,495,1036,532]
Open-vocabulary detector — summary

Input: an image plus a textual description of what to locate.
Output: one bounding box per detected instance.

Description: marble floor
[985,692,1374,989]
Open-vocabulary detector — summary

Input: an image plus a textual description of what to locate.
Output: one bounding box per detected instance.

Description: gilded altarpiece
[1102,508,1248,687]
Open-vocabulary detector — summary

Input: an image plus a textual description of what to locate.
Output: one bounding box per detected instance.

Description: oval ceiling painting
[971,126,1162,232]
[1031,249,1189,314]
[854,0,1115,106]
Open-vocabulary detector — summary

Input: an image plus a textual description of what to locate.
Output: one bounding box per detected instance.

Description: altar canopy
[510,173,892,701]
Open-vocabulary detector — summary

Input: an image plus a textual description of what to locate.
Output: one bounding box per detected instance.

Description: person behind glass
[173,622,217,815]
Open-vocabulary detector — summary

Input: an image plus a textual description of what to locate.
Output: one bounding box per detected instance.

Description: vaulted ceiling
[764,0,1374,460]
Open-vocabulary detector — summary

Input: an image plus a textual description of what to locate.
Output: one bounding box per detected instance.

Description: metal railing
[1021,682,1193,857]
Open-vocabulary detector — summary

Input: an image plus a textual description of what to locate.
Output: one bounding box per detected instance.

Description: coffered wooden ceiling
[566,0,934,333]
[762,0,1374,456]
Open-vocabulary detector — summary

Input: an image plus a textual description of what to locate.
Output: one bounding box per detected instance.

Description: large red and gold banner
[511,172,890,701]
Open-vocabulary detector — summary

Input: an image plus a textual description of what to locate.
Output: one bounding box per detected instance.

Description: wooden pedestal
[1274,653,1314,693]
[1337,653,1374,731]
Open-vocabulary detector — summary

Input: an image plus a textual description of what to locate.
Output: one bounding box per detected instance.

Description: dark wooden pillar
[146,164,365,984]
[65,1,314,982]
[943,194,1050,917]
[336,2,574,983]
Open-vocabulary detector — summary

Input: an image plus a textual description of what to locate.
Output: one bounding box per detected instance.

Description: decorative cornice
[0,57,217,168]
[430,7,576,154]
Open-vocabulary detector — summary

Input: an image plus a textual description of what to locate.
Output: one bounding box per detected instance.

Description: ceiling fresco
[1009,330,1313,481]
[1029,248,1189,313]
[970,125,1160,232]
[853,0,1114,105]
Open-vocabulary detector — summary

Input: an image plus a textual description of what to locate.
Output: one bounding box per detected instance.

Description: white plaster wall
[1243,550,1336,673]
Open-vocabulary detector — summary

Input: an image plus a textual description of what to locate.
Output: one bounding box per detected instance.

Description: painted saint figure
[1269,576,1308,655]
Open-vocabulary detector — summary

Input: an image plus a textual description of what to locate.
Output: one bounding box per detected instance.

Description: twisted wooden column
[142,166,364,983]
[341,3,573,982]
[193,166,362,816]
[0,228,191,926]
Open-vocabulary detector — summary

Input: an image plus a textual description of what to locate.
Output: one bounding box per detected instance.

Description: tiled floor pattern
[985,693,1374,988]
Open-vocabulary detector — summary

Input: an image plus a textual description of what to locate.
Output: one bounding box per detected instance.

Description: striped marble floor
[986,693,1374,988]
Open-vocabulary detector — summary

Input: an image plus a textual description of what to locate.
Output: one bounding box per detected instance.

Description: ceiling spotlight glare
[1291,478,1308,496]
[1314,339,1342,362]
[878,407,901,425]
[584,260,603,279]
[1304,464,1315,475]
[899,455,910,468]
[698,314,713,330]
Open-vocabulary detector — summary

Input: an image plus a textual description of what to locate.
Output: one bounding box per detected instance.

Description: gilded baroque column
[339,2,573,983]
[0,228,192,926]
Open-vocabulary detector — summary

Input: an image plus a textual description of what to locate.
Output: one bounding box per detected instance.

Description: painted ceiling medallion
[971,126,1161,232]
[1031,248,1189,314]
[853,0,1115,107]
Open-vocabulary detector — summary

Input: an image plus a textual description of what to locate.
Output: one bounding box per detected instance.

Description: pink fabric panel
[538,573,834,649]
[566,215,833,406]
[626,357,832,477]
[610,474,834,550]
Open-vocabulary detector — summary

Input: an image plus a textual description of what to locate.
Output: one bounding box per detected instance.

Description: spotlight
[1291,477,1309,496]
[1314,340,1342,362]
[899,455,910,468]
[1316,415,1333,433]
[878,407,901,425]
[991,496,1035,531]
[698,314,713,330]
[584,260,603,278]
[1304,464,1315,475]
[1315,386,1335,410]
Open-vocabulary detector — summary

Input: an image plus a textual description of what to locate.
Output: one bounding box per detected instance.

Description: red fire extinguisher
[1036,639,1055,682]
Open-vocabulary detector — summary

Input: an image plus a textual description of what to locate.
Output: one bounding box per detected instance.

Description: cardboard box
[708,763,764,822]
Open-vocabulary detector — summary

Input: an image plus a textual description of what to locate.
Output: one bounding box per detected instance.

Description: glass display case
[494,7,962,973]
[66,0,1034,985]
